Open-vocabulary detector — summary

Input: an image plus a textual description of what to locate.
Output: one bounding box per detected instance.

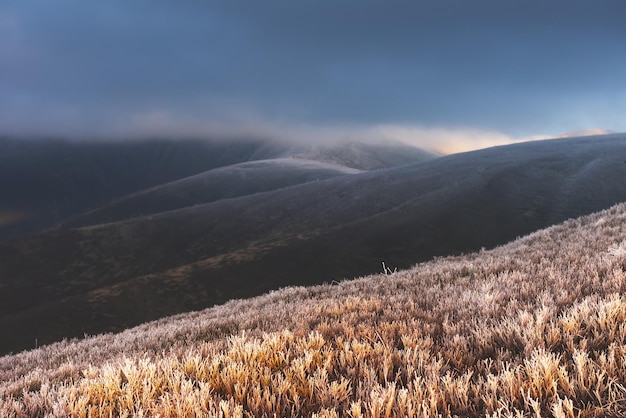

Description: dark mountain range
[0,138,433,241]
[0,138,286,241]
[1,134,625,355]
[62,159,361,228]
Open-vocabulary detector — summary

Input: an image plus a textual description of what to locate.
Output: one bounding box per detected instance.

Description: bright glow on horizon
[0,104,612,155]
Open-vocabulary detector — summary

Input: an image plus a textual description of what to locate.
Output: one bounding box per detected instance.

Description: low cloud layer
[1,1,625,147]
[0,102,597,154]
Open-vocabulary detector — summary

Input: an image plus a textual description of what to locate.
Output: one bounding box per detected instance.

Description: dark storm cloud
[1,0,625,141]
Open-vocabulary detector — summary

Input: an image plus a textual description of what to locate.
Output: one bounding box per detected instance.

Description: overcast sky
[1,1,625,152]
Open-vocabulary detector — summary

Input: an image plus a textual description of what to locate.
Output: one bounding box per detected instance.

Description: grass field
[2,202,626,416]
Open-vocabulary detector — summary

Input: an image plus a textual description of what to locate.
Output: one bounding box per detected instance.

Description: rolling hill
[62,159,361,228]
[0,137,435,241]
[283,140,438,171]
[2,201,626,416]
[0,133,625,355]
[0,138,286,241]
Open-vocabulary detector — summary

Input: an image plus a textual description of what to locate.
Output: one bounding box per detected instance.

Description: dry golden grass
[3,203,626,417]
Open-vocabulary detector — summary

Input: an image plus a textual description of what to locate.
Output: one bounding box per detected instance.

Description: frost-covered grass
[2,203,626,417]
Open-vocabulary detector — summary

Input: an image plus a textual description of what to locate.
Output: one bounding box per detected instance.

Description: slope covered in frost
[2,203,626,416]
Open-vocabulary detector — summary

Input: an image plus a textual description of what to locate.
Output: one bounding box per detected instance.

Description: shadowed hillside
[0,138,434,241]
[62,159,361,228]
[0,138,288,241]
[0,134,625,355]
[2,202,626,416]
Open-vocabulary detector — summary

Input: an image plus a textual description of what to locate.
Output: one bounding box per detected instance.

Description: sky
[1,0,625,153]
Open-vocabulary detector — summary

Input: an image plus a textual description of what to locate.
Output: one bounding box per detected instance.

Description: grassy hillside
[1,134,625,356]
[0,138,288,241]
[61,159,362,228]
[0,137,435,241]
[2,202,626,416]
[285,140,439,170]
[0,135,626,354]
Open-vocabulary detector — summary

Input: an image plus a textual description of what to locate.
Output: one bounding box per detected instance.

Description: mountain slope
[285,140,439,170]
[0,138,289,241]
[2,202,626,416]
[0,138,434,241]
[0,134,625,355]
[62,159,361,228]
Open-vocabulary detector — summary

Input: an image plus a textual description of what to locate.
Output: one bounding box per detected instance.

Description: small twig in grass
[381,261,397,275]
